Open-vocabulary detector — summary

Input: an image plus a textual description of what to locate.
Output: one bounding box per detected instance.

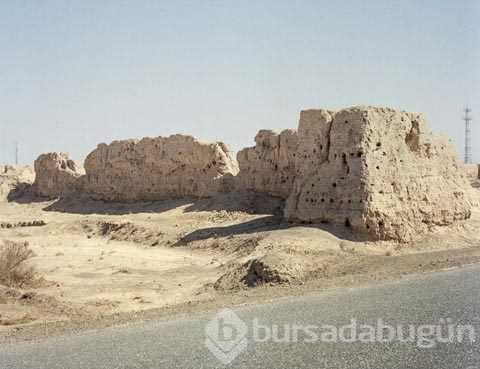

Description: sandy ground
[1,182,479,342]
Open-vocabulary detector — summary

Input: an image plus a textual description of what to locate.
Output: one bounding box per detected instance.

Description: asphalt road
[2,265,480,369]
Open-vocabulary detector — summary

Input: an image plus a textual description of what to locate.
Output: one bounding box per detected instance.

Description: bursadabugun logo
[205,308,476,365]
[205,308,248,364]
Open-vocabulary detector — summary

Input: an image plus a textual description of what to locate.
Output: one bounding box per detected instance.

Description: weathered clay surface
[237,129,298,198]
[81,134,238,201]
[32,153,84,198]
[238,106,471,241]
[0,165,35,201]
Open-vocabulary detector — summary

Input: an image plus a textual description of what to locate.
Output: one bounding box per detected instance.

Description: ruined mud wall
[32,153,85,198]
[81,134,239,201]
[464,164,480,180]
[237,129,298,198]
[238,106,471,241]
[0,165,35,201]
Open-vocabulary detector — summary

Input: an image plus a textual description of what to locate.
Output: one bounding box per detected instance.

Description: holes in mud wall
[332,182,337,188]
[357,151,363,157]
[405,120,420,152]
[376,142,382,148]
[341,153,350,174]
[320,145,323,150]
[376,166,380,170]
[345,218,351,227]
[329,199,334,203]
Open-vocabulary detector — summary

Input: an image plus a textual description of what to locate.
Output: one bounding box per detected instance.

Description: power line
[463,107,472,164]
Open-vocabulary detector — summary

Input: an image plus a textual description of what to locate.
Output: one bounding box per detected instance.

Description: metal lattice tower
[464,107,472,164]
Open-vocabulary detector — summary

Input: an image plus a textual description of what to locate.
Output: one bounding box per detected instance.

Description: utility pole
[14,141,19,165]
[463,107,472,164]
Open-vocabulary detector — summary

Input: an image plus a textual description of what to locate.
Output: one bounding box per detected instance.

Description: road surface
[2,265,480,369]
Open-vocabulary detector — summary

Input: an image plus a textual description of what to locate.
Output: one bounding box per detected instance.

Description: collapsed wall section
[81,134,239,201]
[32,153,84,198]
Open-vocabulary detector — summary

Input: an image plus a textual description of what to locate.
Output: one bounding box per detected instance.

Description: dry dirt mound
[83,221,166,247]
[0,286,84,327]
[180,234,265,257]
[214,254,310,290]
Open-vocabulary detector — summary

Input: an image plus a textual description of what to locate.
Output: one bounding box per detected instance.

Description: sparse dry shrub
[0,240,36,287]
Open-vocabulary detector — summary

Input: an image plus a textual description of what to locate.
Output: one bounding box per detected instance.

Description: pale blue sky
[1,0,479,164]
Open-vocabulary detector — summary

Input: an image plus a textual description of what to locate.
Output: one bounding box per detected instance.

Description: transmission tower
[14,141,18,165]
[464,107,472,164]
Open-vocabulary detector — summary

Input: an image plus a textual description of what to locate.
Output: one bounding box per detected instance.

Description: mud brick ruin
[27,107,472,241]
[80,134,238,201]
[238,106,471,241]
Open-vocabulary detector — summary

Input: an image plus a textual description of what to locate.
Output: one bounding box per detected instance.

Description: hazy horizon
[1,0,479,165]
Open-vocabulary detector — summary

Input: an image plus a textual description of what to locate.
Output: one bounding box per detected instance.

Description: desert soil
[1,182,479,343]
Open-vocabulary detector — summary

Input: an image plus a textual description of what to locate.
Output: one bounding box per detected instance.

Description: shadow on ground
[41,192,285,216]
[5,184,45,204]
[42,195,192,215]
[175,215,286,245]
[11,190,371,242]
[174,215,369,245]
